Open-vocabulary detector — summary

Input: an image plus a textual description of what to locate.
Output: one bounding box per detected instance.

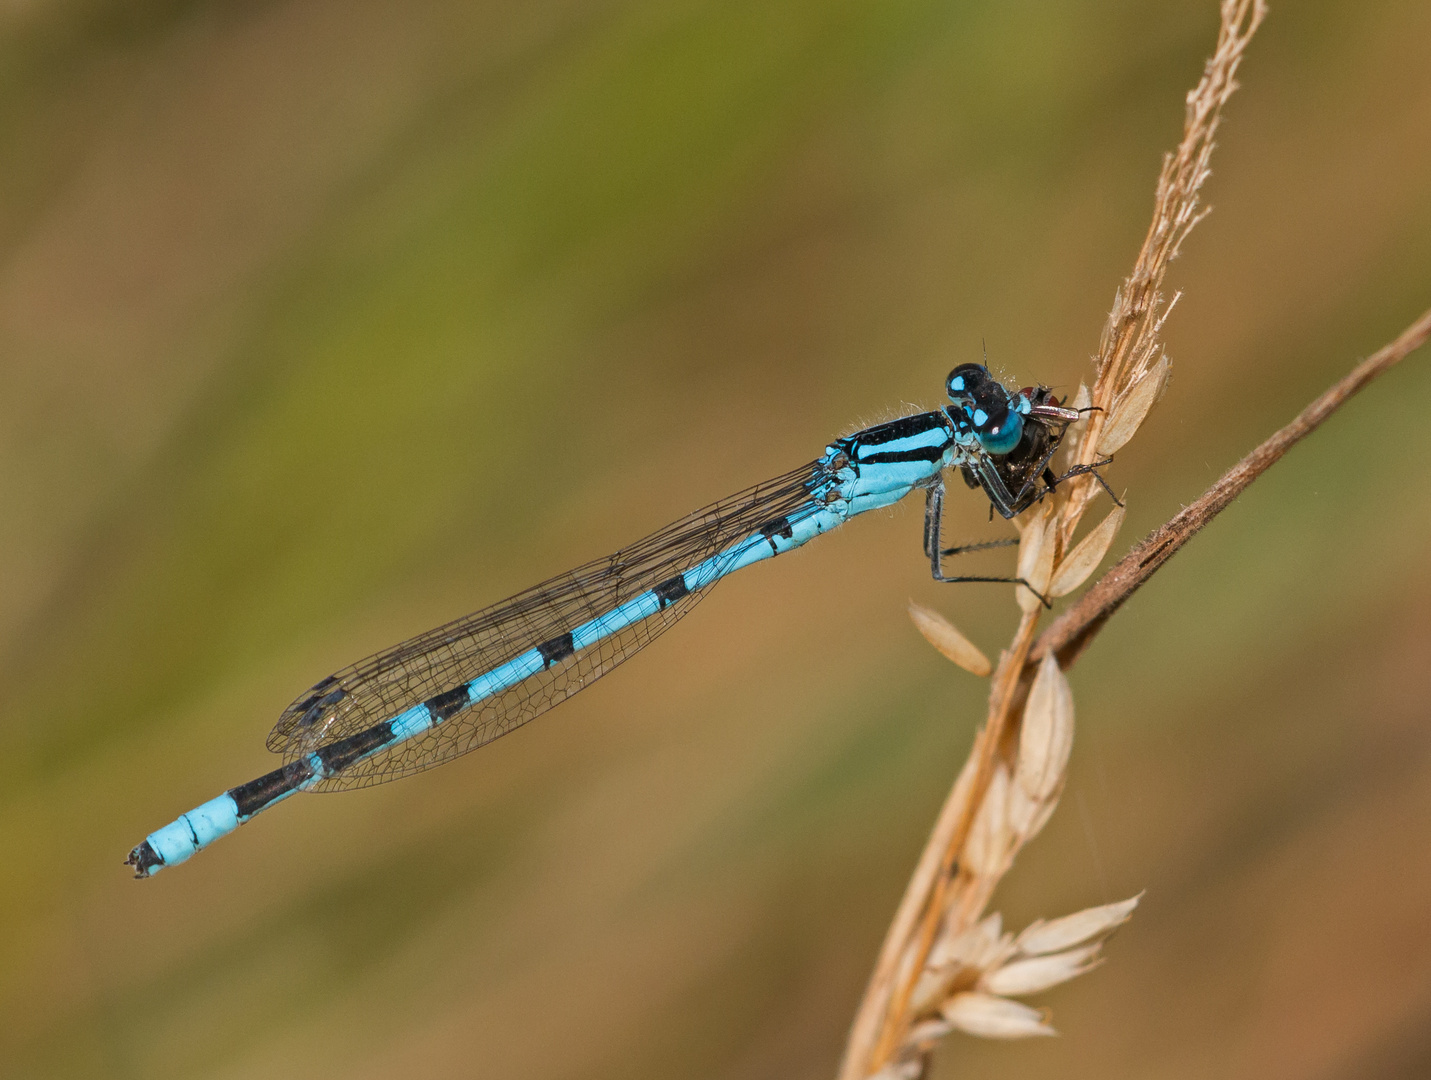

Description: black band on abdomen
[230,759,317,818]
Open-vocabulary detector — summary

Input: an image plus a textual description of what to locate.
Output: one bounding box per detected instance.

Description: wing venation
[266,461,821,788]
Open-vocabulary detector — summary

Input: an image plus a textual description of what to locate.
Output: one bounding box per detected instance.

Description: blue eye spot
[950,376,964,391]
[977,412,1023,456]
[972,408,988,426]
[1017,397,1031,415]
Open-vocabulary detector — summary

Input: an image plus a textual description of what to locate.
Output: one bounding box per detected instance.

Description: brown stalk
[838,2,1268,1076]
[887,302,1431,1076]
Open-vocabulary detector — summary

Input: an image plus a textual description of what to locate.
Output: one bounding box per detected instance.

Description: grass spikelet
[981,941,1104,997]
[838,4,1268,1077]
[1015,502,1057,613]
[940,994,1055,1040]
[908,602,992,677]
[1098,355,1169,456]
[962,763,1012,879]
[1015,654,1074,811]
[1015,895,1142,955]
[1049,503,1125,598]
[883,893,1140,1071]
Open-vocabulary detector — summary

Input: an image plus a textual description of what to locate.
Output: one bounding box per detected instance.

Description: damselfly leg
[923,480,1051,607]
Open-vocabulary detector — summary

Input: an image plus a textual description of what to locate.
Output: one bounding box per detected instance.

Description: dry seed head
[912,914,1014,1017]
[1098,355,1169,455]
[1016,502,1057,613]
[1005,767,1059,844]
[981,941,1104,997]
[1050,503,1127,598]
[1016,654,1075,806]
[963,763,1013,878]
[909,967,956,1019]
[1015,894,1142,956]
[941,993,1056,1039]
[929,912,1006,971]
[905,1018,953,1048]
[868,1063,922,1080]
[903,898,1139,1056]
[908,602,992,677]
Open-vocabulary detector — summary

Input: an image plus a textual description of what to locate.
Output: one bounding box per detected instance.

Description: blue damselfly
[127,364,1100,877]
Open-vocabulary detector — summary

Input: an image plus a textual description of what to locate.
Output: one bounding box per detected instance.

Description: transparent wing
[267,461,822,789]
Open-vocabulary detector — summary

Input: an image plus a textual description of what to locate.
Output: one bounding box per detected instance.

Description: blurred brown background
[2,1,1429,1077]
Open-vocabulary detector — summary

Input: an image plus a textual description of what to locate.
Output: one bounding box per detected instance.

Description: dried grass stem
[839,4,1272,1077]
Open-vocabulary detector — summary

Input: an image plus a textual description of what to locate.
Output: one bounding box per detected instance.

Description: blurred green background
[2,1,1430,1077]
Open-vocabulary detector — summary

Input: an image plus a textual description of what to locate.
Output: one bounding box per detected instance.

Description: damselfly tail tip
[125,840,163,879]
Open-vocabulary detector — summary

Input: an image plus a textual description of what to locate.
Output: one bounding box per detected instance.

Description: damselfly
[127,364,1100,877]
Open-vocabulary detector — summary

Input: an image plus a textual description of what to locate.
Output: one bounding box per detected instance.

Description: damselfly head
[946,363,1024,456]
[945,363,994,404]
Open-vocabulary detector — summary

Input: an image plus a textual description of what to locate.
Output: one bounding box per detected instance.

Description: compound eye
[975,407,1023,456]
[946,363,987,400]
